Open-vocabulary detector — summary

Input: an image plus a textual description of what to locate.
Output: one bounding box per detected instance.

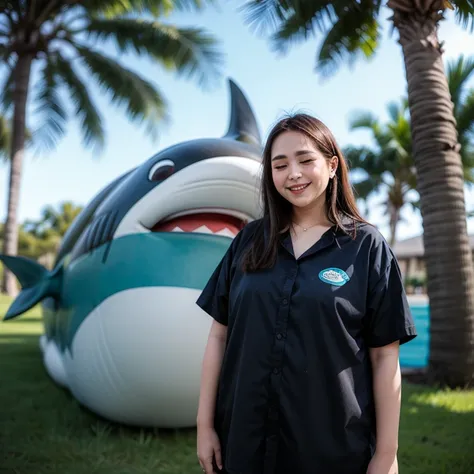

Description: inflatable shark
[0,79,263,428]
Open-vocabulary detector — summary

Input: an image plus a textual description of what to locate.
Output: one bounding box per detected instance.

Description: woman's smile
[287,182,311,194]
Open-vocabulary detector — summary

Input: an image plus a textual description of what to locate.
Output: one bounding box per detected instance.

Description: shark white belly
[41,287,209,427]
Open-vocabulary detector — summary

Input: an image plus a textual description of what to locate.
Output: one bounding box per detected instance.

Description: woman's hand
[366,451,398,474]
[197,425,223,473]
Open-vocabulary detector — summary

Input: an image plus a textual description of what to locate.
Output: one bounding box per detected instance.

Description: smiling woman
[195,113,417,474]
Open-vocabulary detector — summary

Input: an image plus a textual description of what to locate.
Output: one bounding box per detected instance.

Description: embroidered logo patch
[318,268,350,286]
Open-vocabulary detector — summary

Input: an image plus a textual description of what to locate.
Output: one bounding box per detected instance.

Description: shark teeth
[170,225,236,237]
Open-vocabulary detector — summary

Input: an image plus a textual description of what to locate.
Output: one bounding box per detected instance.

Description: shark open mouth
[150,209,249,239]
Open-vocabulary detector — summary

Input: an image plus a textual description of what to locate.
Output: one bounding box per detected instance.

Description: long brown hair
[241,112,367,272]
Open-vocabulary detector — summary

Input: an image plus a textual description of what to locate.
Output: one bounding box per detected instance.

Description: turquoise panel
[44,232,232,353]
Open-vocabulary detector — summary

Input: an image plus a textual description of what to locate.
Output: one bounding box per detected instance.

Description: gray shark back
[66,78,263,263]
[53,169,135,267]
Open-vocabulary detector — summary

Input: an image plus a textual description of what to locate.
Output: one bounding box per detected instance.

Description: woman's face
[270,130,337,211]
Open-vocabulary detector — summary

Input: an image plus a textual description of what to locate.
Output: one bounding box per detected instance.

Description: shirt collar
[262,214,358,257]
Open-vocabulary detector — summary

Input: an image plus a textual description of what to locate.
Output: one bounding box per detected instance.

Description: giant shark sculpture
[0,79,263,428]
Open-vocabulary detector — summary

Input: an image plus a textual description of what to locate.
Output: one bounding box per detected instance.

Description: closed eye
[274,159,313,170]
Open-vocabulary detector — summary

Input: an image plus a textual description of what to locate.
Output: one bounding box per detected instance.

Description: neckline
[281,224,337,261]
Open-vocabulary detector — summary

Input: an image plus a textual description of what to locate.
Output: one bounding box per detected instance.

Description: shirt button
[282,298,288,305]
[273,367,280,374]
[276,333,283,340]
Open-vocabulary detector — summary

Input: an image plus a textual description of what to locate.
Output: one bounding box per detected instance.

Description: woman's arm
[197,319,228,428]
[367,341,401,473]
[197,320,228,473]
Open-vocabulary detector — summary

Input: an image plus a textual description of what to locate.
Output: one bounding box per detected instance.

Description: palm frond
[403,171,417,190]
[0,42,12,62]
[316,4,381,77]
[453,0,474,32]
[241,0,295,35]
[55,53,105,151]
[32,58,68,152]
[75,46,168,139]
[447,54,474,112]
[348,111,379,131]
[344,145,385,175]
[456,89,474,139]
[352,177,381,200]
[86,18,223,88]
[82,0,212,17]
[269,2,335,53]
[0,64,15,114]
[462,160,474,186]
[386,100,404,123]
[242,0,381,76]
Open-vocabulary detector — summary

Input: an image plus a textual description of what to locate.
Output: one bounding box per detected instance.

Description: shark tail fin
[0,255,62,321]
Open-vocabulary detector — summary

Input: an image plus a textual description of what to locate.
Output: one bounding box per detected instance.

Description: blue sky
[1,4,473,241]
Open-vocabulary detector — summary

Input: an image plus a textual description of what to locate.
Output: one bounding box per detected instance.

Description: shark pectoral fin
[0,254,62,321]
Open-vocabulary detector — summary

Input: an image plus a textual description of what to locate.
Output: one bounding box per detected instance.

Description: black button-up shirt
[196,218,416,474]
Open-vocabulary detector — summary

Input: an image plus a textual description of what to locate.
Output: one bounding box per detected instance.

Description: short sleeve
[196,218,259,326]
[365,250,417,348]
[195,245,235,326]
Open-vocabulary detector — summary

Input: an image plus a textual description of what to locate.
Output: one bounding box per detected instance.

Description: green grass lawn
[1,294,474,474]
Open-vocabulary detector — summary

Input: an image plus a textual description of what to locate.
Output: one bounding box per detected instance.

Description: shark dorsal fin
[223,78,261,147]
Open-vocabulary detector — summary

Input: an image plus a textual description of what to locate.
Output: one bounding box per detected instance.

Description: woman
[195,113,416,474]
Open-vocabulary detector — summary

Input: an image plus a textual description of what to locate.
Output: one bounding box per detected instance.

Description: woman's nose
[288,164,302,180]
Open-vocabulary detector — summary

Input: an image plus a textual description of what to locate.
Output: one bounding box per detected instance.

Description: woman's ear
[330,155,338,178]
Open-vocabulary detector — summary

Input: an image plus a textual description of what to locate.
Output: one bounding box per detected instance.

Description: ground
[1,295,473,474]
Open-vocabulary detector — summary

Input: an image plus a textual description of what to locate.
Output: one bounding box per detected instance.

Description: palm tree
[0,0,223,296]
[241,1,474,387]
[447,55,474,173]
[347,54,474,247]
[345,99,416,247]
[24,201,84,238]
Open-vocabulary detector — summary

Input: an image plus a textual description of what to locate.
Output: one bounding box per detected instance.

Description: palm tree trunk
[390,5,474,387]
[389,205,400,247]
[1,54,33,296]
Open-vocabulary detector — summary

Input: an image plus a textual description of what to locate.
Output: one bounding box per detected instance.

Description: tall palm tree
[0,0,223,296]
[241,1,474,387]
[347,54,474,247]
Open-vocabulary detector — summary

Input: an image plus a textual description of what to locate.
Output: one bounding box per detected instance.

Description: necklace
[292,221,319,232]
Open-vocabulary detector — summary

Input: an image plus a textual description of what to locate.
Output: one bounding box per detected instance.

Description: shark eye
[148,160,175,181]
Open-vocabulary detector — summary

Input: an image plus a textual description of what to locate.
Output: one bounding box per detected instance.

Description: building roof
[393,234,474,259]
